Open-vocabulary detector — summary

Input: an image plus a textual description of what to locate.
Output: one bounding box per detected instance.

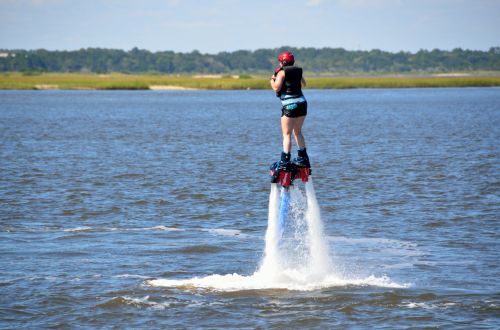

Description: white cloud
[306,0,323,7]
[30,0,65,5]
[335,0,403,8]
[305,0,403,8]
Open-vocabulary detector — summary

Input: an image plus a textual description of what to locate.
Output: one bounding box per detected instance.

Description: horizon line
[1,45,499,55]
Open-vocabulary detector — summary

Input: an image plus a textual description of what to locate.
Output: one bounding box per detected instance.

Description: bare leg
[281,116,294,153]
[292,116,306,149]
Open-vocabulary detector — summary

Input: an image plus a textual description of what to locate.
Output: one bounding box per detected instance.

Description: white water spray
[305,179,332,276]
[148,179,407,291]
[258,183,281,276]
[254,178,334,285]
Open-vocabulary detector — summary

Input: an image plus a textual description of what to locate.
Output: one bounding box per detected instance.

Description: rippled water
[1,88,499,328]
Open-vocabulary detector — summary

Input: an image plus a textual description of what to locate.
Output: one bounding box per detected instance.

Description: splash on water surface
[148,179,406,291]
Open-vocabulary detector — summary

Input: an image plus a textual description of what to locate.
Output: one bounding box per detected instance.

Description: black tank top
[280,66,303,96]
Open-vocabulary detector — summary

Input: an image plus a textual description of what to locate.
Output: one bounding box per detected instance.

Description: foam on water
[149,178,406,291]
[98,295,174,310]
[61,226,184,233]
[204,228,243,236]
[148,273,406,291]
[63,226,93,232]
[115,274,151,279]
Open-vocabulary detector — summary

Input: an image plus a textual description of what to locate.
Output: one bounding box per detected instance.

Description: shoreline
[1,73,499,90]
[149,85,200,91]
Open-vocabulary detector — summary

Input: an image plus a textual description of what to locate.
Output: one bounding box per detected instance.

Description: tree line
[1,47,499,74]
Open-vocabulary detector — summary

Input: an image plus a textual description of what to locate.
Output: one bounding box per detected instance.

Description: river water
[1,88,499,328]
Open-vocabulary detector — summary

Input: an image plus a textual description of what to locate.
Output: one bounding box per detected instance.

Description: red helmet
[278,51,295,66]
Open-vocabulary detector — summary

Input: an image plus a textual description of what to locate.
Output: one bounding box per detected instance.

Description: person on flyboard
[269,51,311,188]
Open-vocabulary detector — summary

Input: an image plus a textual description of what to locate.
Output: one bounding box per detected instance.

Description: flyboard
[269,160,311,240]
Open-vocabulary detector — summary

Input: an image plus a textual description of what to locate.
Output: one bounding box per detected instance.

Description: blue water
[0,88,499,328]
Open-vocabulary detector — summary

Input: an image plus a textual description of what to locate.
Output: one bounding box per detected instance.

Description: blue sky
[1,0,499,53]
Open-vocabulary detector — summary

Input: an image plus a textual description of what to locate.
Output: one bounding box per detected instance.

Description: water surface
[1,88,499,328]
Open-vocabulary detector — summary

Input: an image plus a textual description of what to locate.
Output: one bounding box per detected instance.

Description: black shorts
[281,101,308,118]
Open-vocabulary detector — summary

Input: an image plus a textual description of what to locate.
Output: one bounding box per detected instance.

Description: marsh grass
[1,72,499,90]
[308,76,500,89]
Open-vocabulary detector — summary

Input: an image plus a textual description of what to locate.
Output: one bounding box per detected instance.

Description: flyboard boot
[292,147,312,184]
[270,152,292,186]
[270,151,310,188]
[293,148,310,169]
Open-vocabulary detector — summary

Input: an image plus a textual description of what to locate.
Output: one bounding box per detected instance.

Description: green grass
[1,72,499,90]
[308,76,500,89]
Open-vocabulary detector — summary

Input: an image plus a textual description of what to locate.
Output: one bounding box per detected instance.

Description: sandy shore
[34,84,59,90]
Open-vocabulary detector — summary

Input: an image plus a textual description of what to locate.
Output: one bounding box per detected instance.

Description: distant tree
[0,47,498,73]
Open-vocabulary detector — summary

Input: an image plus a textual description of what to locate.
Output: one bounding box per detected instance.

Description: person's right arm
[270,70,285,92]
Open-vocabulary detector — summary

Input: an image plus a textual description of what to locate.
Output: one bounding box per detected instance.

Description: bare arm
[270,70,285,92]
[301,77,306,88]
